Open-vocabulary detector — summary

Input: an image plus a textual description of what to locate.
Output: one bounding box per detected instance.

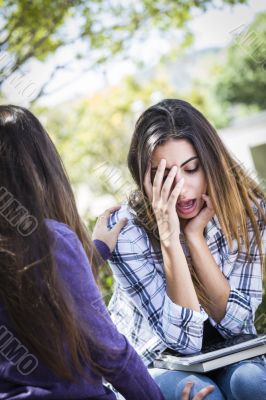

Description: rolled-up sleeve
[213,287,262,337]
[163,294,208,353]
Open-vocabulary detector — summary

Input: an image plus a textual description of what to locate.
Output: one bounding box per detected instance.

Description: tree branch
[29,63,73,103]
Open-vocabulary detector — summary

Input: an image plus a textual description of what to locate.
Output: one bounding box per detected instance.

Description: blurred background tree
[216,12,266,110]
[1,0,247,100]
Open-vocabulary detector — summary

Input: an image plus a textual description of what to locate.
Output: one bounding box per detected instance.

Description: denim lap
[209,356,266,400]
[149,367,225,400]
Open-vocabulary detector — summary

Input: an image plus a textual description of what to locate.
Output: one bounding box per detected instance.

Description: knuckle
[152,201,157,210]
[154,207,161,216]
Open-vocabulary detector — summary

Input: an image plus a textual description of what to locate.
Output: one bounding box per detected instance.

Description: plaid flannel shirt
[107,200,265,367]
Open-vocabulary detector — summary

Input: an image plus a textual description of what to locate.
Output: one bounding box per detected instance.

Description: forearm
[161,239,200,312]
[186,235,230,322]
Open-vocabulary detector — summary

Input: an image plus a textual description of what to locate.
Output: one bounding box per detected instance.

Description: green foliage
[182,72,231,129]
[1,0,246,99]
[216,12,266,109]
[0,1,73,73]
[256,288,266,334]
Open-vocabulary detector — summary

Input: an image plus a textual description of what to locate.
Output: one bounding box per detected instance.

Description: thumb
[111,218,128,236]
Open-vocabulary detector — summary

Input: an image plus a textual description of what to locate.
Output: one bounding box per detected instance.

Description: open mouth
[176,199,197,215]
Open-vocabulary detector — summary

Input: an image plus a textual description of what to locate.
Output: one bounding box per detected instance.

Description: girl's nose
[175,171,186,196]
[175,169,184,186]
[175,168,182,182]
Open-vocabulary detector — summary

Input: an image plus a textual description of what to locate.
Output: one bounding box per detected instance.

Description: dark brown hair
[0,105,106,381]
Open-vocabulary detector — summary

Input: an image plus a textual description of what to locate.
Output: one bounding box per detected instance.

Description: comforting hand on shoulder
[92,205,128,253]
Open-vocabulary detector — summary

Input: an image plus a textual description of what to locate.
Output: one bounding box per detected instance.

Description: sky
[190,0,265,50]
[3,0,266,107]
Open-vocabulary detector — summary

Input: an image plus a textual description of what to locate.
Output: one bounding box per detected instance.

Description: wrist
[158,227,180,246]
[185,233,205,247]
[93,239,111,261]
[161,241,187,272]
[160,236,184,254]
[160,234,181,249]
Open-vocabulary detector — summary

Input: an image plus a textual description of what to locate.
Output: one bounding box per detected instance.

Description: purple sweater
[0,219,164,400]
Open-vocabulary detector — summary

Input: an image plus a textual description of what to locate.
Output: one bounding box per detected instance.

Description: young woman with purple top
[0,105,213,400]
[107,99,266,400]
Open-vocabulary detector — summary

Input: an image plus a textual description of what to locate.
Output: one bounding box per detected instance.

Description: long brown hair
[127,99,266,306]
[0,105,105,381]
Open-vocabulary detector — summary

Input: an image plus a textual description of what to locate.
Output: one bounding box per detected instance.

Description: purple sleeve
[93,239,111,261]
[53,226,165,400]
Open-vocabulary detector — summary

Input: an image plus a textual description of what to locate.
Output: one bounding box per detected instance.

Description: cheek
[194,173,207,193]
[201,179,208,194]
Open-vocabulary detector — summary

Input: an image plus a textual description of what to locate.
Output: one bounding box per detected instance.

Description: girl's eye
[186,165,199,174]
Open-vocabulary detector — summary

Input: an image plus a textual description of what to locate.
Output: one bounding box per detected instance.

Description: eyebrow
[180,156,198,167]
[151,156,199,171]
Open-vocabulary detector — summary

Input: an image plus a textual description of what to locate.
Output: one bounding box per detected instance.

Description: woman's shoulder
[45,219,91,275]
[109,202,135,219]
[45,219,83,257]
[109,202,150,229]
[45,218,77,240]
[108,203,152,246]
[108,203,140,230]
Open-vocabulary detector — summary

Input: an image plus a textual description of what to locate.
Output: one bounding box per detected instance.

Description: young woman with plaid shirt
[103,99,266,400]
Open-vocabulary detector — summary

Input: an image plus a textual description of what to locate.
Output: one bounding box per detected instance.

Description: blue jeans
[149,356,266,400]
[209,355,266,400]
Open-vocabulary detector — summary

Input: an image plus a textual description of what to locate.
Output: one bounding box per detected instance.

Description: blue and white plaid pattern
[107,200,265,367]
